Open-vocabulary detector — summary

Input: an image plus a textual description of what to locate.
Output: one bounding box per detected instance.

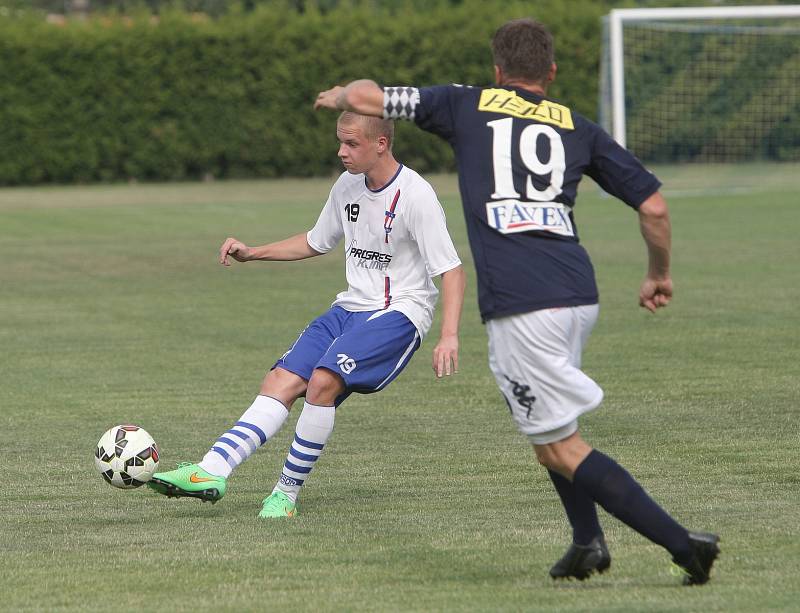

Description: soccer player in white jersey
[313,18,719,585]
[148,112,465,518]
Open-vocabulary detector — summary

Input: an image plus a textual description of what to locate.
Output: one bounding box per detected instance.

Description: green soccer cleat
[147,462,227,503]
[258,491,296,518]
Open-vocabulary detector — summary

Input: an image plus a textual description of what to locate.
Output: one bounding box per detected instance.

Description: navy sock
[548,469,603,546]
[573,450,691,562]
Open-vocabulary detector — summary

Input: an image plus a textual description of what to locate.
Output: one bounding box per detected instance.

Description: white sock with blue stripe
[198,395,289,478]
[273,401,334,503]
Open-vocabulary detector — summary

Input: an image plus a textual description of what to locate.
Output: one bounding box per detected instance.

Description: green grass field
[2,165,799,611]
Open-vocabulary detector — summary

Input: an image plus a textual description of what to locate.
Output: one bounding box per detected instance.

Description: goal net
[599,6,800,164]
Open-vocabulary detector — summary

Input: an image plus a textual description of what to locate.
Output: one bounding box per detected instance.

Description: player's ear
[376,135,388,154]
[547,62,557,84]
[494,65,503,85]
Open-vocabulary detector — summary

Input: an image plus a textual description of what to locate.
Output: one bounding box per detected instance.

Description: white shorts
[487,305,604,445]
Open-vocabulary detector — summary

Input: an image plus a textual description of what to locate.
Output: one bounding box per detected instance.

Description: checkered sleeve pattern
[383,86,420,121]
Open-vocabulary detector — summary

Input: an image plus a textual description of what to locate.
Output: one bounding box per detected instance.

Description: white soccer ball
[94,425,160,489]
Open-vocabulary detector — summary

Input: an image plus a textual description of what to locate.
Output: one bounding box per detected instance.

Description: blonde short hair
[338,111,394,148]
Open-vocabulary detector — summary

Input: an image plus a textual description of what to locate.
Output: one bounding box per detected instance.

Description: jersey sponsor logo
[348,246,392,271]
[337,353,357,374]
[486,199,575,237]
[478,88,574,130]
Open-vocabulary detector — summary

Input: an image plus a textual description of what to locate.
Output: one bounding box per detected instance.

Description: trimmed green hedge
[0,1,607,184]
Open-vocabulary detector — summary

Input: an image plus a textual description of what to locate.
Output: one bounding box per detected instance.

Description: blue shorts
[274,306,421,405]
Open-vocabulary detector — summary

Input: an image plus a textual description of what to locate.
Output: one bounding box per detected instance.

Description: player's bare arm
[315,79,384,117]
[432,265,465,378]
[637,191,672,313]
[219,233,322,267]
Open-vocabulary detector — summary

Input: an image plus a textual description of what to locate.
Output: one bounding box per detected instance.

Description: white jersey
[306,165,461,338]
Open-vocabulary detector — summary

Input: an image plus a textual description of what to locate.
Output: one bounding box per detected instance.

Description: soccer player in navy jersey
[148,112,465,518]
[313,18,719,585]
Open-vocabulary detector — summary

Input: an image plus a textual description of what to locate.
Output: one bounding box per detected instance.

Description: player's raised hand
[639,276,673,312]
[432,334,459,378]
[219,237,252,266]
[314,86,344,110]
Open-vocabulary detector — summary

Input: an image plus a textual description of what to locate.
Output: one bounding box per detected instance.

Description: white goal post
[602,5,800,159]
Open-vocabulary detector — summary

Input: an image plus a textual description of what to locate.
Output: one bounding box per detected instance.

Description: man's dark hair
[492,18,554,84]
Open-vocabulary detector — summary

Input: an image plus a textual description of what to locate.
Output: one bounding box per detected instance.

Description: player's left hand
[432,334,459,378]
[314,86,344,110]
[639,276,673,312]
[219,237,252,266]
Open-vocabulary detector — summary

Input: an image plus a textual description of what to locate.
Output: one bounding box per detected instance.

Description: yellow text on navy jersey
[478,89,574,130]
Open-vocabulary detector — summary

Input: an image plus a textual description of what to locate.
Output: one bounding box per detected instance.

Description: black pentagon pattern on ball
[101,469,114,484]
[136,447,153,461]
[97,446,114,462]
[125,456,145,468]
[119,471,145,488]
[113,427,130,457]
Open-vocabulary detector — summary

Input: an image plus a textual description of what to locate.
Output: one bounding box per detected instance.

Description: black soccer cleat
[674,532,720,586]
[549,535,611,580]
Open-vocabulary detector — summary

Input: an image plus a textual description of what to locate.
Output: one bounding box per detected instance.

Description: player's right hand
[314,86,344,110]
[432,334,459,378]
[219,237,251,266]
[639,276,673,312]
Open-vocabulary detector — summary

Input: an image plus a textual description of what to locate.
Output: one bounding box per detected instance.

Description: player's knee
[534,445,557,469]
[261,367,307,401]
[306,368,345,404]
[534,444,571,476]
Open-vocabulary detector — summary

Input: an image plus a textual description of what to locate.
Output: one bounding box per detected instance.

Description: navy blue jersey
[383,84,661,321]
